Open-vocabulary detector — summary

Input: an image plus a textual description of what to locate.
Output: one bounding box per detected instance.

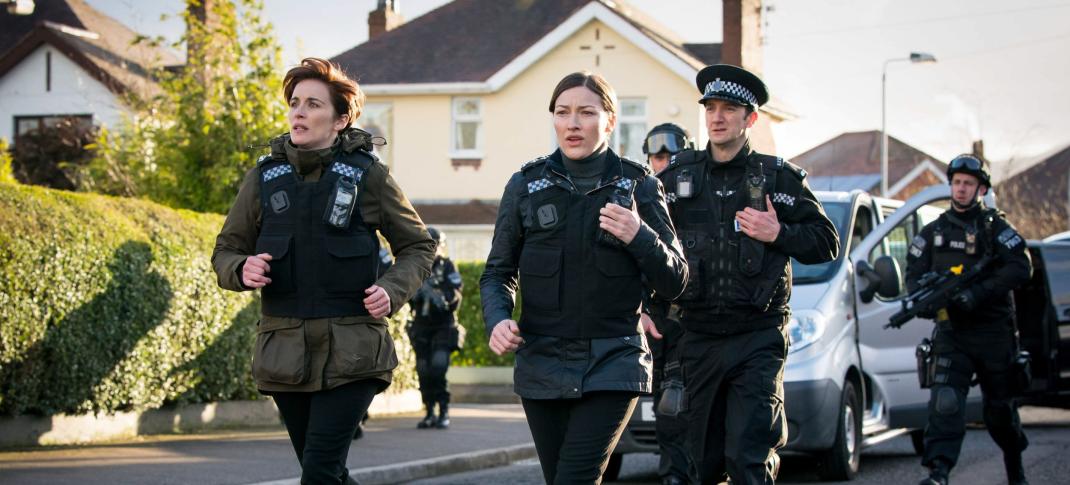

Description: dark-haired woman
[480,71,688,484]
[212,57,434,484]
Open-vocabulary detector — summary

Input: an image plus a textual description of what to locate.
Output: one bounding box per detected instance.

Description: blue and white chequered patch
[614,178,634,190]
[666,192,677,203]
[262,164,293,182]
[330,163,364,181]
[527,178,552,193]
[715,190,735,198]
[704,78,758,106]
[772,192,795,206]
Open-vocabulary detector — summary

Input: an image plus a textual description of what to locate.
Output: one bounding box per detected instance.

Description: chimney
[186,0,218,79]
[721,0,763,75]
[368,0,404,40]
[972,140,985,160]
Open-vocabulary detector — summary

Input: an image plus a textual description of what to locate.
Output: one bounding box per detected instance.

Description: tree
[88,0,287,213]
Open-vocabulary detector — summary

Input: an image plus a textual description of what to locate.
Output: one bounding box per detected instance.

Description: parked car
[608,185,1070,481]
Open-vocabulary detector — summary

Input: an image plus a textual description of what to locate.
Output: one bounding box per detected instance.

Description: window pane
[455,121,479,151]
[621,99,645,117]
[455,99,480,116]
[618,121,646,160]
[16,118,40,136]
[360,103,393,166]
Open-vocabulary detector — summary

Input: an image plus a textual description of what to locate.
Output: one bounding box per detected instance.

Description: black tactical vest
[517,151,647,338]
[665,151,790,323]
[255,150,380,318]
[929,208,1012,323]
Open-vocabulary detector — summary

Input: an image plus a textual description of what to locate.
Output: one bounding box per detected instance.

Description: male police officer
[907,155,1032,485]
[409,227,464,429]
[658,64,839,484]
[642,122,694,485]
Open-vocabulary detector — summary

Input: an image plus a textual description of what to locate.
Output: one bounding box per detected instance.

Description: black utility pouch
[597,190,634,247]
[1013,350,1032,394]
[916,338,934,389]
[657,378,687,417]
[324,176,358,229]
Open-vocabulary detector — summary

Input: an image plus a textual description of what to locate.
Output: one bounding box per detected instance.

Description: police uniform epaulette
[667,149,703,169]
[520,155,550,173]
[775,157,807,180]
[620,156,652,175]
[255,154,275,168]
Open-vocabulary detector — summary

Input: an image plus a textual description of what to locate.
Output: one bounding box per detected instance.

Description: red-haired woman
[212,57,434,484]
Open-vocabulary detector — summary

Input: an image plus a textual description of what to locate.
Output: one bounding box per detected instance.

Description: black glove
[917,305,938,320]
[951,287,978,312]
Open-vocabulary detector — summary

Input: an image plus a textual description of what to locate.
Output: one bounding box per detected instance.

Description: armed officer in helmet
[658,64,839,484]
[409,227,464,429]
[641,122,695,485]
[907,155,1032,485]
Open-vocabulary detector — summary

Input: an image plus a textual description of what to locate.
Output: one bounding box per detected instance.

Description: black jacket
[906,205,1032,325]
[658,143,839,334]
[410,256,462,327]
[480,148,687,398]
[480,148,688,336]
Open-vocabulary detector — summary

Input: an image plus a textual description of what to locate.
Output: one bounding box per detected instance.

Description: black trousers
[522,391,639,485]
[411,324,454,407]
[651,317,690,481]
[271,380,379,484]
[681,326,788,485]
[922,323,1027,470]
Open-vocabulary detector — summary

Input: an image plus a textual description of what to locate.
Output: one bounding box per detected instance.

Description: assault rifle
[885,254,993,329]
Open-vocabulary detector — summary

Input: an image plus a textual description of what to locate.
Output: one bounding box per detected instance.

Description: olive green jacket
[212,129,435,392]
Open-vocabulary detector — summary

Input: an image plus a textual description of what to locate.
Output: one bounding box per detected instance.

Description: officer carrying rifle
[901,154,1033,485]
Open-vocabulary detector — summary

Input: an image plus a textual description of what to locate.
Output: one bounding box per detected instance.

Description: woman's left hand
[363,285,391,318]
[599,202,641,245]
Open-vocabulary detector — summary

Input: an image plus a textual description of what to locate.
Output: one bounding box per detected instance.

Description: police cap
[696,64,768,108]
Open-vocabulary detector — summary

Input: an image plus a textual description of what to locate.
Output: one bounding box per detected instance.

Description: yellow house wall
[370,20,716,201]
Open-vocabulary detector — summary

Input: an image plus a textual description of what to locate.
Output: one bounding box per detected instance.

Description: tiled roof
[997,144,1070,239]
[0,0,180,98]
[791,130,946,182]
[331,0,715,85]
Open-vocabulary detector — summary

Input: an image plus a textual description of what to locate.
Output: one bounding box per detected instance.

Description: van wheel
[603,453,623,481]
[910,429,926,456]
[818,380,862,481]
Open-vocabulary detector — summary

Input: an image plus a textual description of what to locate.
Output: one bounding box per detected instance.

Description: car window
[849,205,874,254]
[870,211,919,300]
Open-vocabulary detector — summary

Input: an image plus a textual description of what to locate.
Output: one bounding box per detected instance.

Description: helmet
[427,226,443,243]
[642,123,694,155]
[946,154,991,187]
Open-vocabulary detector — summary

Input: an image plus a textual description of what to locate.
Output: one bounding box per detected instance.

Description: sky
[87,0,1070,181]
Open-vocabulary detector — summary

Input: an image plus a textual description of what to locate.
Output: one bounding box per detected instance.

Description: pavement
[2,404,1067,484]
[0,404,536,485]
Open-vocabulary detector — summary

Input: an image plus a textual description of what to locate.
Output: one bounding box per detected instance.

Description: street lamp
[881,51,937,196]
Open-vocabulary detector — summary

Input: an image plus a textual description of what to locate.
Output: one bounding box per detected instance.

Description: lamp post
[882,52,937,196]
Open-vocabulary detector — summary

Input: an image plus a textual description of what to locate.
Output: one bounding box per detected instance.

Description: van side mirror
[857,261,880,303]
[856,256,903,303]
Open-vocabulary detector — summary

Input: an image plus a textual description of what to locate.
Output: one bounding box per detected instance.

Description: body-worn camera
[324,176,358,229]
[597,189,634,247]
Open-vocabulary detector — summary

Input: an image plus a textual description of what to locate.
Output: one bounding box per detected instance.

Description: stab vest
[663,150,791,324]
[517,150,648,338]
[255,149,380,318]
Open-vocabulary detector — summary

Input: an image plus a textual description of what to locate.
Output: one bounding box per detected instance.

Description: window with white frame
[360,102,393,167]
[612,98,646,161]
[451,97,482,158]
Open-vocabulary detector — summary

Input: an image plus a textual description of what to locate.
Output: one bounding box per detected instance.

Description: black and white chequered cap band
[703,78,758,106]
[262,164,293,182]
[614,178,634,190]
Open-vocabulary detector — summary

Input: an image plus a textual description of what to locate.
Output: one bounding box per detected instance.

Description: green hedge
[451,261,517,367]
[0,182,415,416]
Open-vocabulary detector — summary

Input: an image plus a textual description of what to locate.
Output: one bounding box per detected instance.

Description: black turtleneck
[563,145,608,193]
